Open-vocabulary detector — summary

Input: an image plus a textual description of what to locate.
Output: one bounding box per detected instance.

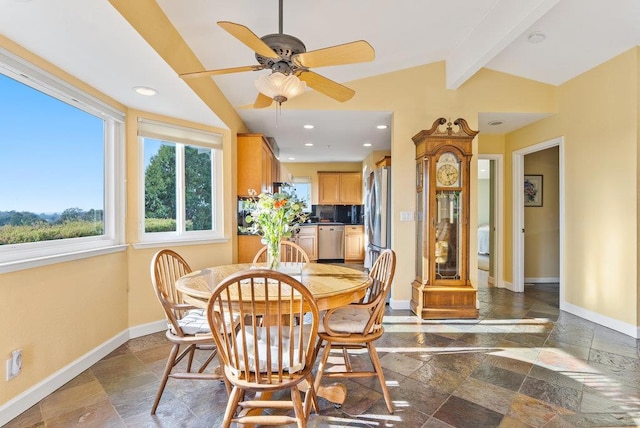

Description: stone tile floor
[7,282,640,427]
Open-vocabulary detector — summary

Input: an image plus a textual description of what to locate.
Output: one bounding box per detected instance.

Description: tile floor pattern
[7,282,640,427]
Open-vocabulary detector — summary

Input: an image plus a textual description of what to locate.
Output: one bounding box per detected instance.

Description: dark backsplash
[238,198,364,235]
[312,204,364,224]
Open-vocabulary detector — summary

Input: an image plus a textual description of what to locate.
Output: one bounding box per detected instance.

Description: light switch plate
[400,211,414,221]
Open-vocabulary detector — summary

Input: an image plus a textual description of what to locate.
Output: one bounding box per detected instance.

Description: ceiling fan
[179,0,375,108]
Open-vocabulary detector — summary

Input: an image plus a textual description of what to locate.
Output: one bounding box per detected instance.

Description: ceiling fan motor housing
[256,33,307,75]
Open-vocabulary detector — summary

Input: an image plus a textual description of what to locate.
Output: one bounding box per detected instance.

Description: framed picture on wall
[524,175,543,207]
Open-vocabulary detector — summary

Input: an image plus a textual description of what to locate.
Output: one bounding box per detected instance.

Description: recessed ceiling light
[488,120,503,126]
[303,124,314,129]
[288,157,295,160]
[527,32,546,44]
[304,143,314,147]
[363,143,372,147]
[376,125,388,129]
[133,86,158,96]
[480,168,487,172]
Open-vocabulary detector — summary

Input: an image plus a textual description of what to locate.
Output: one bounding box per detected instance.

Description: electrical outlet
[6,349,22,381]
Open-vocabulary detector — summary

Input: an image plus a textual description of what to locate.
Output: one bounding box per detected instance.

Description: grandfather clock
[411,117,479,319]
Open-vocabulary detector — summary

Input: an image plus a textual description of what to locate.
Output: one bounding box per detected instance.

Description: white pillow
[172,309,210,335]
[319,307,377,334]
[233,326,310,374]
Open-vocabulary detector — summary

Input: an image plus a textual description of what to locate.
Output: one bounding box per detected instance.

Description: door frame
[512,137,564,294]
[478,154,504,288]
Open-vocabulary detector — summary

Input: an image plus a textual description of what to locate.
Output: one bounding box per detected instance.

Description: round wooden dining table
[175,262,371,312]
[175,262,371,408]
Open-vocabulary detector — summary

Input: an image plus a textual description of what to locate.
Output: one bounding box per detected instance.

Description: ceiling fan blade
[253,92,274,108]
[180,65,264,79]
[292,40,375,69]
[298,71,355,102]
[218,21,280,59]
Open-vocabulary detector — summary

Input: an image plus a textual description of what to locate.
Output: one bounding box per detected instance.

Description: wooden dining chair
[206,268,320,427]
[252,240,310,264]
[150,249,226,415]
[314,248,397,413]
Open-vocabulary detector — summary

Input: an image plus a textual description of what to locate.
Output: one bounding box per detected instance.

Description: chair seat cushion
[319,306,376,334]
[234,326,310,374]
[170,309,210,335]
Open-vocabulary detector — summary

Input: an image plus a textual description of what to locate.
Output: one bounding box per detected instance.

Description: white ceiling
[2,0,640,162]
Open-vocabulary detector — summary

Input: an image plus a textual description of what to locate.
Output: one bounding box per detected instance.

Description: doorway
[477,154,504,289]
[512,137,563,296]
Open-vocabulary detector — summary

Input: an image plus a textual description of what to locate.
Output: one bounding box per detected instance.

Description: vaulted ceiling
[2,0,639,161]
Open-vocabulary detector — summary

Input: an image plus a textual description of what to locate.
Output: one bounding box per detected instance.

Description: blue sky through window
[0,73,104,214]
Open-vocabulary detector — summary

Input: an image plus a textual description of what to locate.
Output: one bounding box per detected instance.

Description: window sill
[132,236,230,250]
[0,245,128,274]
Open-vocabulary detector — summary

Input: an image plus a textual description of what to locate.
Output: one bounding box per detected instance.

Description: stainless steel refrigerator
[364,166,391,268]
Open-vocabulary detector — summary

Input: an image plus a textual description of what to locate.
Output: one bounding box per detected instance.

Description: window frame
[0,49,126,273]
[137,119,225,245]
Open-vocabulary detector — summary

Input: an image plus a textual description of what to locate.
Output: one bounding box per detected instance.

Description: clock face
[437,164,459,186]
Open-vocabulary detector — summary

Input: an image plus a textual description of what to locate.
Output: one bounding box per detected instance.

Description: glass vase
[266,239,281,270]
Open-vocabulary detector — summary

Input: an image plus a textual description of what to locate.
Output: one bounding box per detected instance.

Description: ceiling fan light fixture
[255,72,306,105]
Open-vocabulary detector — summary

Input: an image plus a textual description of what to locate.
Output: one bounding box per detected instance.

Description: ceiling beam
[446,0,560,89]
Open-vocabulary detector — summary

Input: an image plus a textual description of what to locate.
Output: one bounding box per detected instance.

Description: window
[0,49,125,271]
[138,119,224,243]
[292,177,312,212]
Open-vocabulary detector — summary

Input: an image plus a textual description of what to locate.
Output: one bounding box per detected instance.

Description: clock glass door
[435,190,461,280]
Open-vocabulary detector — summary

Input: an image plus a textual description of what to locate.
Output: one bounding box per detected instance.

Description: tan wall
[1,253,129,404]
[504,48,638,324]
[283,162,363,205]
[524,147,559,279]
[479,134,506,155]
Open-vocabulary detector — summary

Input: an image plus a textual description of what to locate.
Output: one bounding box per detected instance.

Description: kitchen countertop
[300,222,364,226]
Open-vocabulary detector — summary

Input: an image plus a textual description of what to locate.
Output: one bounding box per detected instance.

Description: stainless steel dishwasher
[318,224,345,261]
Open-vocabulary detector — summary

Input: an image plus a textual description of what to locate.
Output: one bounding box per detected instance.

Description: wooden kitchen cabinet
[345,225,365,262]
[238,235,264,263]
[237,133,278,196]
[295,225,318,261]
[237,133,280,262]
[318,172,362,204]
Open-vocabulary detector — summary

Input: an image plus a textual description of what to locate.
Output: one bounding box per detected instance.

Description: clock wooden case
[411,117,479,319]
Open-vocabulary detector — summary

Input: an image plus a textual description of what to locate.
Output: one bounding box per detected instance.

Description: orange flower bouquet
[243,185,308,269]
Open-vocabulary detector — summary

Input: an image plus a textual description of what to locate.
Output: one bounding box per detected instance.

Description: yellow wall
[1,253,128,405]
[504,47,639,325]
[524,147,559,279]
[479,134,506,155]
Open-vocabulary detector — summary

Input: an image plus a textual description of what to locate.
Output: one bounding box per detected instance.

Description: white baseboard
[389,299,410,310]
[524,277,560,283]
[130,320,167,339]
[502,280,515,291]
[0,320,166,426]
[561,301,639,338]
